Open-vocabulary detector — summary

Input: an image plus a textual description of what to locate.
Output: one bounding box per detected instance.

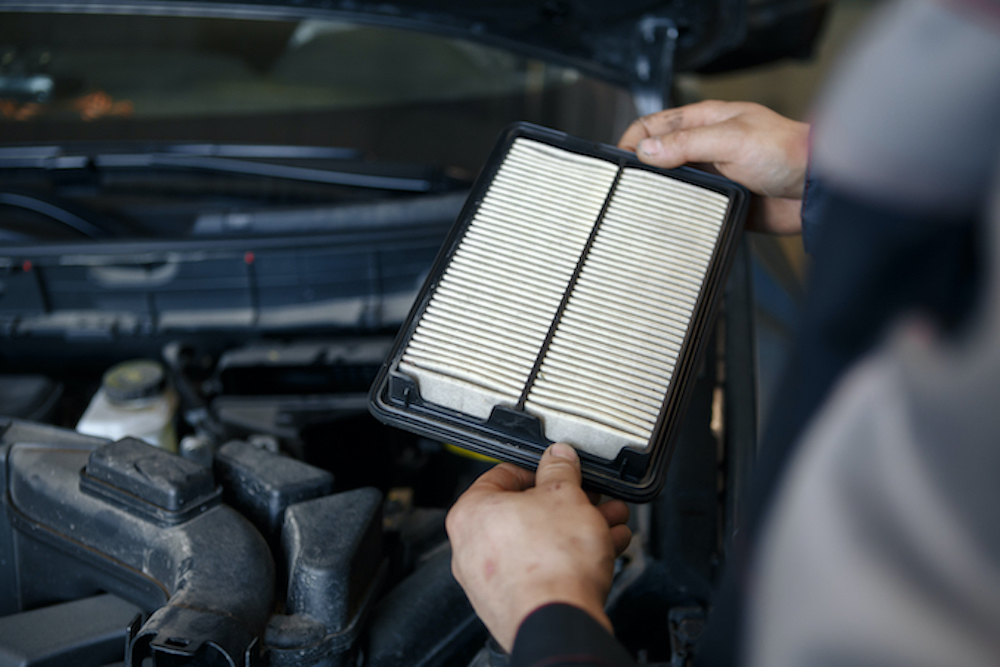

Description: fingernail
[548,443,577,461]
[638,137,662,156]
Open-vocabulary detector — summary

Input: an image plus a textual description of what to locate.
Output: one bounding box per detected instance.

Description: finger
[610,524,633,556]
[618,116,655,151]
[534,442,582,492]
[634,121,744,170]
[618,100,747,151]
[450,553,465,587]
[465,462,536,495]
[597,499,630,527]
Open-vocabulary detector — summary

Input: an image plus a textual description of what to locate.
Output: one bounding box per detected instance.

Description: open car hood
[3,0,829,109]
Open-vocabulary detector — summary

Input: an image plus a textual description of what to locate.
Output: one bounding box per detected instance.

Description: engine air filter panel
[370,123,748,501]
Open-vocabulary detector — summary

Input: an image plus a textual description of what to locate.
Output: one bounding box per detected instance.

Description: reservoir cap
[103,359,166,403]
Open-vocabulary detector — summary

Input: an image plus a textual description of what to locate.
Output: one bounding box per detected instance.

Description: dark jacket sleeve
[799,165,821,255]
[510,603,637,667]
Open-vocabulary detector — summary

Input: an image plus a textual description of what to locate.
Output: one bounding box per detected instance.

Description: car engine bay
[0,291,755,665]
[0,2,827,663]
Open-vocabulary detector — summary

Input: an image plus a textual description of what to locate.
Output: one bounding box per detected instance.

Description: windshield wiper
[160,144,362,160]
[96,154,435,192]
[0,144,451,193]
[0,192,109,238]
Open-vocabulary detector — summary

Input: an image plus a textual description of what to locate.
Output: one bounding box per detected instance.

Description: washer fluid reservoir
[77,359,179,452]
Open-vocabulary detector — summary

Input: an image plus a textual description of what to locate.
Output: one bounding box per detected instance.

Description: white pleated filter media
[398,138,618,419]
[524,168,730,458]
[399,140,730,461]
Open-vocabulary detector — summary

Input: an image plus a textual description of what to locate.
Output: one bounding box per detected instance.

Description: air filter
[369,123,748,500]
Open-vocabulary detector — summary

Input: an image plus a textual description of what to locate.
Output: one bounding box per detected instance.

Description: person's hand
[446,443,632,652]
[618,100,810,234]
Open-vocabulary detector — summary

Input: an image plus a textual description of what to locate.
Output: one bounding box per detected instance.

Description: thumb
[535,443,582,491]
[636,123,739,170]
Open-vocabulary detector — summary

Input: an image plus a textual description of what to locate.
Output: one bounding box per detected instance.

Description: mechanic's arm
[446,443,635,665]
[618,100,810,235]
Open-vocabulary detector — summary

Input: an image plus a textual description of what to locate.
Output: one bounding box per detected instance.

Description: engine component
[215,339,393,397]
[267,487,386,667]
[367,547,487,667]
[0,425,274,666]
[0,593,141,667]
[210,339,394,458]
[76,359,179,451]
[79,437,223,525]
[214,439,334,547]
[211,394,369,455]
[179,434,218,467]
[0,375,61,422]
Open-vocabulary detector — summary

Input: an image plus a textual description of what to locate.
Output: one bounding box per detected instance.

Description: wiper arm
[0,145,442,193]
[161,144,362,160]
[94,153,435,192]
[0,192,108,238]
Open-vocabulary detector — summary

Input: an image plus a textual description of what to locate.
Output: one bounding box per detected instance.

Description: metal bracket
[668,606,706,667]
[632,16,680,116]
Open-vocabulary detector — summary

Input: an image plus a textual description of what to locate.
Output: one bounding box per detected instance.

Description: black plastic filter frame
[369,122,748,501]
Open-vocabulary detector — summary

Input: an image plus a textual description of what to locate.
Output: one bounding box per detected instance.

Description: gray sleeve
[745,336,1000,667]
[744,2,1000,665]
[810,0,1000,216]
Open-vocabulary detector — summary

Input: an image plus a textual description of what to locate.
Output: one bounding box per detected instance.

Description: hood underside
[0,0,829,92]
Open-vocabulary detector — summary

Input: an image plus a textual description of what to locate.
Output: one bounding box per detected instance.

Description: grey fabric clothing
[811,0,1000,216]
[746,1,1000,664]
[747,298,1000,665]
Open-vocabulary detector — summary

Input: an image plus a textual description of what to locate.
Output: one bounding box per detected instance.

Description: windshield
[0,12,635,177]
[0,11,640,342]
